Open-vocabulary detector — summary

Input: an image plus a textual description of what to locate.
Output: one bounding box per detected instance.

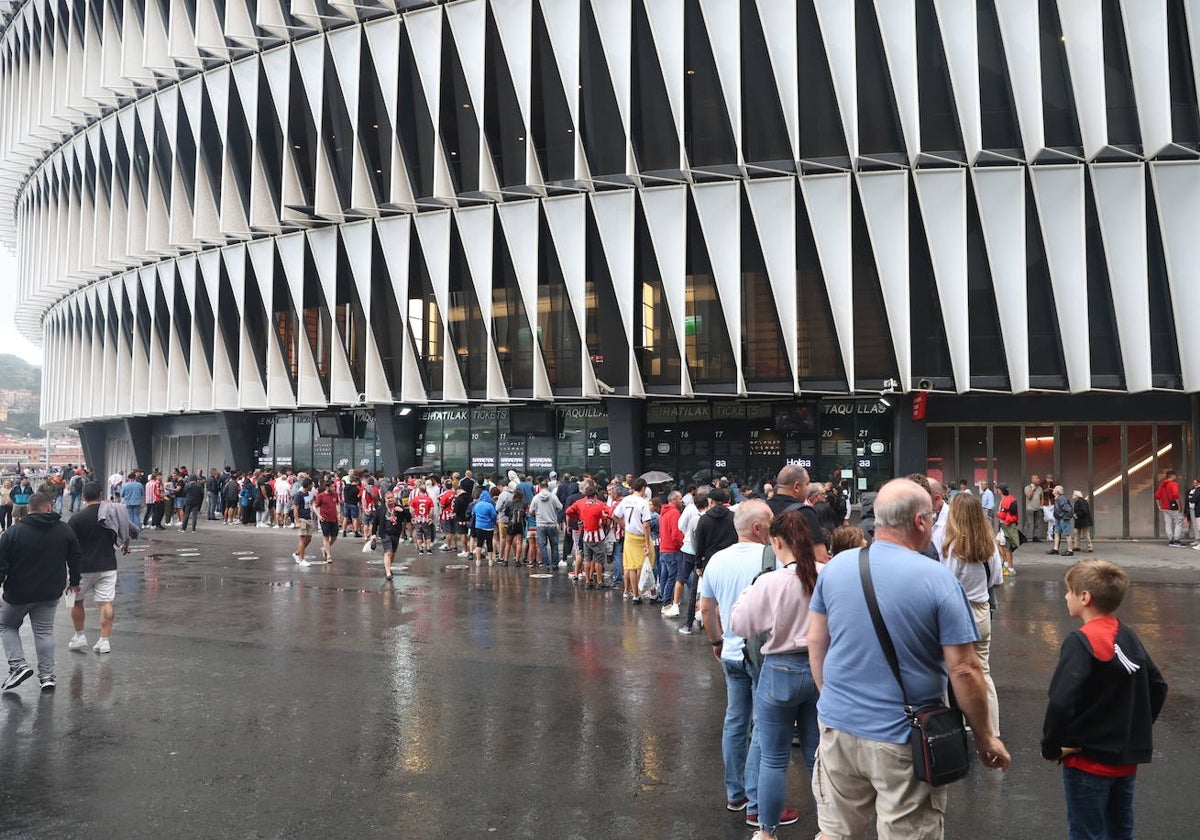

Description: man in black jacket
[692,487,738,572]
[182,476,205,533]
[0,492,82,691]
[767,465,830,562]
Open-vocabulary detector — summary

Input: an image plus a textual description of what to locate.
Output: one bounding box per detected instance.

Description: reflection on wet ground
[0,529,1195,838]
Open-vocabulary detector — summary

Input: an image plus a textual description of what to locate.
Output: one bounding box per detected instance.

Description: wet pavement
[0,524,1195,839]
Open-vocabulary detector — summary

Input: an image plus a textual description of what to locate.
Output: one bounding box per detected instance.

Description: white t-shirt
[940,548,1004,604]
[615,494,650,536]
[108,473,124,488]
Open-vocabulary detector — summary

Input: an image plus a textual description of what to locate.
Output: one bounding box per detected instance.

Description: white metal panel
[643,0,684,157]
[754,0,799,159]
[691,182,744,386]
[698,0,741,156]
[1149,161,1200,391]
[813,0,857,159]
[799,173,854,388]
[994,0,1044,159]
[913,169,970,392]
[1120,0,1171,157]
[971,169,1029,392]
[1030,165,1090,392]
[1056,0,1107,159]
[873,0,919,163]
[933,0,981,161]
[744,177,797,389]
[1090,163,1151,393]
[855,171,911,389]
[639,186,688,393]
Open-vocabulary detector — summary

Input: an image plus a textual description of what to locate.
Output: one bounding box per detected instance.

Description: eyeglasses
[918,510,934,520]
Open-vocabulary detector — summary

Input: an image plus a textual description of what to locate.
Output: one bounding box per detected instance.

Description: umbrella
[639,470,673,485]
[404,465,435,477]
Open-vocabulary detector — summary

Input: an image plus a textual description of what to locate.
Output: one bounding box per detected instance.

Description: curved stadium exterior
[1,0,1198,536]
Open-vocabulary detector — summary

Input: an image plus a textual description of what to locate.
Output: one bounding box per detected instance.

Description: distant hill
[0,354,39,394]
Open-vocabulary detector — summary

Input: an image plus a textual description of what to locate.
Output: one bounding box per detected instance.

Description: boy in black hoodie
[1042,560,1168,839]
[0,492,83,692]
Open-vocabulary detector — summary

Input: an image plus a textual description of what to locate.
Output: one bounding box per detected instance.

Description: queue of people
[0,459,1171,840]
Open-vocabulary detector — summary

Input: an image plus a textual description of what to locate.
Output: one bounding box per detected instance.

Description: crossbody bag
[858,546,971,787]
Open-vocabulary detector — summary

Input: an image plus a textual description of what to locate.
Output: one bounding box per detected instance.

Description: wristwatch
[710,639,723,647]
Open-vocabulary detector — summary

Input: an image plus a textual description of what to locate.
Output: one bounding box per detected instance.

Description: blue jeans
[755,652,820,833]
[611,539,623,584]
[69,491,82,512]
[126,505,141,526]
[537,525,560,568]
[1063,766,1135,840]
[722,656,761,811]
[656,551,678,603]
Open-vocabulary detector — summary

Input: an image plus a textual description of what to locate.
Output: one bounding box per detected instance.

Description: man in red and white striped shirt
[410,486,436,555]
[565,484,611,589]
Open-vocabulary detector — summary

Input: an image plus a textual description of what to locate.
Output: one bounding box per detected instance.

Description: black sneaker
[1061,551,1075,557]
[2,664,33,691]
[39,676,55,692]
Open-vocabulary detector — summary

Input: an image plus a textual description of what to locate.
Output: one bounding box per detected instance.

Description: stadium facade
[2,0,1198,536]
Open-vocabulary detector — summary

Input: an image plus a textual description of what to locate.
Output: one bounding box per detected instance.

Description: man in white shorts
[67,482,123,653]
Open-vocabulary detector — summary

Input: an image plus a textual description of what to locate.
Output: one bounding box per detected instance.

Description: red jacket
[1154,479,1180,511]
[659,504,684,553]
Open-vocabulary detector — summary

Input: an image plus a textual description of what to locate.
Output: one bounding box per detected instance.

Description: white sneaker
[457,551,469,557]
[558,560,568,568]
[661,604,680,618]
[93,638,111,654]
[68,633,88,651]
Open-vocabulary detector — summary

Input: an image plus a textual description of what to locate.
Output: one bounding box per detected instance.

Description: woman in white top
[940,492,1004,736]
[729,511,824,840]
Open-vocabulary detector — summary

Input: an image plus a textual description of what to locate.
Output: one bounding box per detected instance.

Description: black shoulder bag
[858,546,971,787]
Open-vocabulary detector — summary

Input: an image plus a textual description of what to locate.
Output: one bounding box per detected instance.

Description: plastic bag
[361,539,376,554]
[638,558,655,595]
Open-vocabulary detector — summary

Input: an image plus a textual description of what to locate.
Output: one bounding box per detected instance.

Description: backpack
[743,544,781,671]
[70,474,84,493]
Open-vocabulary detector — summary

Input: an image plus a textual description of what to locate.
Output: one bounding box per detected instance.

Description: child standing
[1042,560,1168,840]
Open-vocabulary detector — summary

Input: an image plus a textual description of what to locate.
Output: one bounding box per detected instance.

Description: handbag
[858,546,971,787]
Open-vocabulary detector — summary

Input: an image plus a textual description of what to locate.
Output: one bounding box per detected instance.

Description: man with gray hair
[699,499,797,825]
[807,479,1010,839]
[768,465,830,562]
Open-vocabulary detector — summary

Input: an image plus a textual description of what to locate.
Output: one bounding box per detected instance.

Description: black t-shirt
[67,505,118,574]
[767,493,830,548]
[459,477,476,497]
[344,484,361,505]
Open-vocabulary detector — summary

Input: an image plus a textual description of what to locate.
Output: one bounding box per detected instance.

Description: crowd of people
[0,458,1174,839]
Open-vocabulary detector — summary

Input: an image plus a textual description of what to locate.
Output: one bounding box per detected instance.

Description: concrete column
[603,397,644,479]
[216,412,255,472]
[375,406,418,476]
[123,418,153,471]
[894,393,927,477]
[77,422,108,478]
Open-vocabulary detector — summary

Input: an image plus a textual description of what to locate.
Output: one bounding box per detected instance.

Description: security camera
[917,378,933,392]
[596,379,615,395]
[356,392,368,405]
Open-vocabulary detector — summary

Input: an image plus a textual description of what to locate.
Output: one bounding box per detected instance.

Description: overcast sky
[0,249,43,365]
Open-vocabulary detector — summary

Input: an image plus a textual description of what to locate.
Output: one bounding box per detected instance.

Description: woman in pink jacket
[729,511,824,840]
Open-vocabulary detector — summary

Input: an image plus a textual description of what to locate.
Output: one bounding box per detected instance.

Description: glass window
[741,204,790,388]
[498,431,526,474]
[685,200,737,388]
[538,214,584,392]
[1091,425,1124,538]
[254,418,274,469]
[448,226,488,396]
[527,433,555,476]
[1128,425,1155,538]
[926,427,955,487]
[1059,425,1090,510]
[470,407,498,474]
[409,240,444,396]
[274,417,294,470]
[442,410,469,474]
[493,224,536,395]
[635,204,682,389]
[585,409,611,481]
[292,416,314,474]
[992,425,1022,493]
[584,211,630,391]
[557,408,588,477]
[333,437,354,473]
[957,426,988,491]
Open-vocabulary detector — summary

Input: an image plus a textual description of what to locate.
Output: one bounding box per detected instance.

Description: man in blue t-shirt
[699,500,781,823]
[808,478,1010,840]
